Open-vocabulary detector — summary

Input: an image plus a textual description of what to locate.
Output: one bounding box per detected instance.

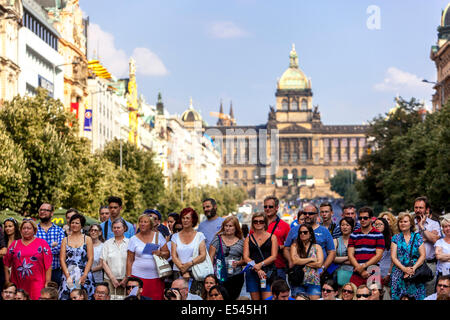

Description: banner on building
[84,109,93,132]
[70,103,79,119]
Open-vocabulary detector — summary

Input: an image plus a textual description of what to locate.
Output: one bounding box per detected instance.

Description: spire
[217,100,224,126]
[289,43,298,68]
[189,97,193,109]
[229,101,234,119]
[156,92,164,115]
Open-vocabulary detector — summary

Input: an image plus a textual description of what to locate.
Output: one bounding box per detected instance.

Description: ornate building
[430,3,450,112]
[206,45,368,200]
[0,0,22,107]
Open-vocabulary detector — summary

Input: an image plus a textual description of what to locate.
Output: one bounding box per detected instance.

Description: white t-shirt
[171,231,205,271]
[128,232,167,279]
[435,238,450,275]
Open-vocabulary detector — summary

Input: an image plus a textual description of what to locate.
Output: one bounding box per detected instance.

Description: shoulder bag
[191,232,214,281]
[404,232,433,284]
[214,235,228,283]
[153,232,173,278]
[287,242,312,287]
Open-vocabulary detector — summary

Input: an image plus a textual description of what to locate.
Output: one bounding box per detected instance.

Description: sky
[78,0,447,127]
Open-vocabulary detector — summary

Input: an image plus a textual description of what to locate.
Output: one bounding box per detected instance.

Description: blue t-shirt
[265,295,295,300]
[285,225,335,261]
[101,217,135,240]
[197,216,224,250]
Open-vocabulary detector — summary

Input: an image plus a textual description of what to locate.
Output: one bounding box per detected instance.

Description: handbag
[250,234,277,285]
[287,243,312,287]
[191,232,214,281]
[153,232,173,278]
[404,232,433,284]
[214,235,228,283]
[337,268,353,286]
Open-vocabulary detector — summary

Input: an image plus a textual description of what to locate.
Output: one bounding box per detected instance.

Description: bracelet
[261,261,265,267]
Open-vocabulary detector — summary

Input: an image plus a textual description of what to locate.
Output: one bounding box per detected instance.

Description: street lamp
[422,79,445,109]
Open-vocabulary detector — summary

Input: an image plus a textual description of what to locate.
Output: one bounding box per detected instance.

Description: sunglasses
[253,220,265,225]
[299,231,309,235]
[264,205,274,209]
[126,285,138,291]
[303,212,316,216]
[358,216,370,221]
[342,289,354,294]
[437,284,450,289]
[321,288,334,293]
[356,294,370,298]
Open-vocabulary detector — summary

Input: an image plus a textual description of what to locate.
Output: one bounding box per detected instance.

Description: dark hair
[144,209,162,220]
[241,224,249,238]
[89,224,105,242]
[124,295,139,300]
[358,206,374,217]
[40,287,58,299]
[168,212,180,220]
[342,203,356,211]
[271,279,290,296]
[95,282,110,295]
[99,205,109,213]
[340,216,355,230]
[319,202,333,211]
[70,288,88,300]
[3,217,21,242]
[400,294,416,300]
[180,207,199,227]
[264,196,279,207]
[111,218,129,232]
[296,224,316,257]
[322,279,338,292]
[108,196,123,207]
[69,213,86,227]
[208,284,230,300]
[203,198,217,207]
[414,196,430,209]
[45,281,59,289]
[126,276,144,288]
[3,282,17,291]
[437,274,450,283]
[376,217,391,248]
[65,208,79,218]
[16,288,30,300]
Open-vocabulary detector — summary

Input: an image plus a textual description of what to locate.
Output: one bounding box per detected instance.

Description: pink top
[3,237,53,300]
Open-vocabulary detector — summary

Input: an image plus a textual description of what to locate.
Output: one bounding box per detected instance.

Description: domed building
[206,45,368,200]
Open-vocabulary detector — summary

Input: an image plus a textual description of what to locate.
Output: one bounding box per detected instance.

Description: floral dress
[303,244,321,286]
[391,232,426,300]
[3,238,53,300]
[59,235,95,300]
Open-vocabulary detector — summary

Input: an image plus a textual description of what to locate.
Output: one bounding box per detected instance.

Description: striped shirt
[36,223,66,270]
[348,227,385,264]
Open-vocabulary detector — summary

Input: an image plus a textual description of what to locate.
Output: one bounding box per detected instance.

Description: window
[291,99,298,110]
[301,100,308,110]
[243,170,248,179]
[301,169,307,179]
[224,170,229,179]
[282,99,288,110]
[233,170,239,179]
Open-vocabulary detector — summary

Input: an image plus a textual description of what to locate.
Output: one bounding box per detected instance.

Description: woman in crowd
[374,217,393,299]
[126,214,170,300]
[209,216,246,300]
[207,284,230,300]
[15,288,30,300]
[89,224,104,284]
[333,217,354,287]
[3,219,52,300]
[62,208,79,237]
[167,212,180,234]
[69,288,88,300]
[339,282,357,300]
[101,218,129,298]
[171,207,208,296]
[201,274,219,300]
[435,217,450,280]
[59,213,95,300]
[319,279,340,300]
[379,212,398,235]
[390,212,426,300]
[3,218,21,248]
[243,212,278,301]
[1,282,17,300]
[290,223,323,300]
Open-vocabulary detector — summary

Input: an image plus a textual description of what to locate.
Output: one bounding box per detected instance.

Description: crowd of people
[0,195,449,301]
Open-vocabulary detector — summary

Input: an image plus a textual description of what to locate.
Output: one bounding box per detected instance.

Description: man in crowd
[319,202,337,236]
[126,276,152,300]
[263,196,290,280]
[93,282,111,300]
[144,209,170,240]
[424,275,450,300]
[198,198,224,250]
[36,202,65,287]
[99,205,110,223]
[265,279,294,300]
[167,278,202,300]
[283,203,336,277]
[347,206,385,287]
[332,203,360,238]
[101,196,135,240]
[356,285,371,300]
[414,196,441,296]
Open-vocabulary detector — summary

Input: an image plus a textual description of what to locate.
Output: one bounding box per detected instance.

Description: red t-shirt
[266,217,290,268]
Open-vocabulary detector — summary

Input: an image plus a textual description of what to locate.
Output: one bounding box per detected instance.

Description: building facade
[206,45,368,200]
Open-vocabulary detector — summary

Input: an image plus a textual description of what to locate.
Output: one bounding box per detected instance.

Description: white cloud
[87,23,167,78]
[208,21,250,39]
[374,67,432,93]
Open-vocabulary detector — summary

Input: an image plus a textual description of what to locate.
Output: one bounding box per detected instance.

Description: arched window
[233,170,239,179]
[243,170,248,180]
[282,99,289,110]
[301,100,308,110]
[282,169,289,186]
[291,99,298,110]
[324,169,330,180]
[224,170,229,179]
[301,169,307,179]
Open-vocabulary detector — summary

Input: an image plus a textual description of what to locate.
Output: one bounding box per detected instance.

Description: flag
[84,109,93,132]
[70,103,79,119]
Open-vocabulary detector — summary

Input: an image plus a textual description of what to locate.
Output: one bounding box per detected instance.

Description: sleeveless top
[336,236,353,272]
[249,235,272,264]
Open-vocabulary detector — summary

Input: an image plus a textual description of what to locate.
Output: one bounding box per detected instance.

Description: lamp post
[422,79,445,109]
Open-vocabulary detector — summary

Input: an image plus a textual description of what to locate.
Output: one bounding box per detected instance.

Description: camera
[164,288,180,300]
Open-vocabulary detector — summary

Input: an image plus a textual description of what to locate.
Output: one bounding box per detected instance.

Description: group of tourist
[1,195,449,301]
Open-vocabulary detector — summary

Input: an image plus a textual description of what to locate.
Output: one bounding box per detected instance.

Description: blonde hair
[441,217,450,229]
[137,214,156,229]
[217,216,243,239]
[397,211,416,233]
[19,219,38,235]
[339,282,358,300]
[379,211,399,235]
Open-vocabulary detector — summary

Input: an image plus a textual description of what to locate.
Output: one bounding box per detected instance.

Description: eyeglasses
[299,231,309,235]
[303,212,316,216]
[437,284,450,288]
[356,293,370,298]
[253,220,265,225]
[89,229,99,233]
[358,216,370,221]
[264,205,274,209]
[321,288,334,293]
[342,289,354,294]
[126,285,138,291]
[373,223,384,228]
